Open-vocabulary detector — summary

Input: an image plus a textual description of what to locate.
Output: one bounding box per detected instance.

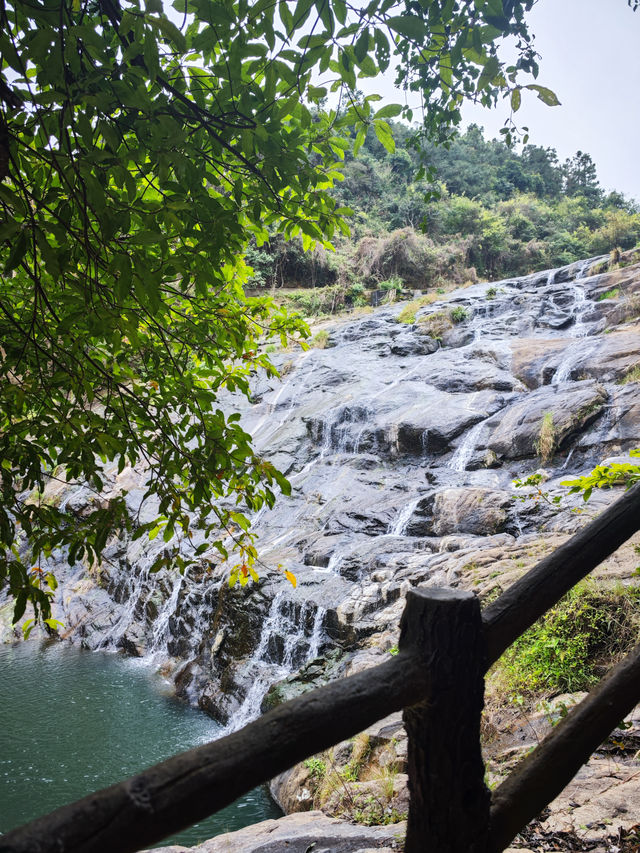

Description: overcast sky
[462,0,640,201]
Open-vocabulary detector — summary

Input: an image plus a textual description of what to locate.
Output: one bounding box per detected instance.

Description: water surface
[0,641,281,847]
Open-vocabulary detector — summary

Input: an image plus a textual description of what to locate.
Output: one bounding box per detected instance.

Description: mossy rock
[261,648,344,712]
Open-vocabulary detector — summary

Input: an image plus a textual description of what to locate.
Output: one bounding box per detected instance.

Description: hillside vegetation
[245,124,640,311]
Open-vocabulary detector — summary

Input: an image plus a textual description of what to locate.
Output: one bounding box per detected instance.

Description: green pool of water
[0,641,281,847]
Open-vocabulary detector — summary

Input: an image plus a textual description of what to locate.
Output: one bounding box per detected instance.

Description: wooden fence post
[400,588,489,853]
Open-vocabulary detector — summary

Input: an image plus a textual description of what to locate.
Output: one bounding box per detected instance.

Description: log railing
[3,483,640,853]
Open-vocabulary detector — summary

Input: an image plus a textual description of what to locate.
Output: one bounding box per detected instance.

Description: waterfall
[388,497,420,536]
[97,562,152,650]
[550,279,598,383]
[34,251,640,734]
[551,338,597,385]
[149,573,184,654]
[307,605,326,660]
[314,404,371,456]
[449,421,485,472]
[327,553,344,574]
[469,305,487,341]
[354,422,370,454]
[228,592,326,731]
[569,285,590,338]
[575,257,598,280]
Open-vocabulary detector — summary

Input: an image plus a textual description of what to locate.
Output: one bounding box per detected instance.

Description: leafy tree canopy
[0,0,559,625]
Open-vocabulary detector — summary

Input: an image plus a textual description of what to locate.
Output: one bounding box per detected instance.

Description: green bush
[379,275,404,291]
[495,582,640,698]
[449,306,469,323]
[598,288,620,301]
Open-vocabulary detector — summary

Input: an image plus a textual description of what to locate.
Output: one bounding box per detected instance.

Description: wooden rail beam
[483,482,640,666]
[489,641,640,851]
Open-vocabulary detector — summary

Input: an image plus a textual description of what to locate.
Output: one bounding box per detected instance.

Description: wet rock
[142,812,406,852]
[261,649,345,712]
[388,330,439,357]
[509,337,567,388]
[11,252,640,790]
[429,488,512,536]
[484,381,609,461]
[571,326,640,383]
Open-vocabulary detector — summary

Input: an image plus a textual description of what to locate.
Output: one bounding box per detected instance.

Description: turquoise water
[0,641,281,847]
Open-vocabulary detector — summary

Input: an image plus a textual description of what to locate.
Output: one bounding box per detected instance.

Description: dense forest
[245,124,640,308]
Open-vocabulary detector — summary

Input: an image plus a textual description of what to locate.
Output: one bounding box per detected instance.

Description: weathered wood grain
[402,589,489,853]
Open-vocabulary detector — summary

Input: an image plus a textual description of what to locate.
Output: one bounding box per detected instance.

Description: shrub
[598,288,620,301]
[310,330,330,348]
[618,364,640,385]
[416,310,453,341]
[493,581,640,698]
[450,306,469,323]
[353,228,470,288]
[304,757,327,779]
[347,281,368,307]
[379,275,404,291]
[283,285,347,316]
[396,293,439,324]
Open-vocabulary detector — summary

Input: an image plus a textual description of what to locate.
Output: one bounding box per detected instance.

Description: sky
[461,0,640,202]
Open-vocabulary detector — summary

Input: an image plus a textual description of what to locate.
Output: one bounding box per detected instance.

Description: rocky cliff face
[5,252,640,734]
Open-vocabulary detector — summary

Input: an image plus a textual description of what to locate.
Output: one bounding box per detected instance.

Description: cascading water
[550,273,600,383]
[448,420,486,472]
[551,338,598,385]
[387,497,421,536]
[229,591,326,731]
[97,562,152,651]
[149,573,184,654]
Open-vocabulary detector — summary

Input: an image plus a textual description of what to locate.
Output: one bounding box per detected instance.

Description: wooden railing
[3,483,640,853]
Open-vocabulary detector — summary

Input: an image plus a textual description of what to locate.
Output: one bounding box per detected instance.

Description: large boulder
[429,488,512,536]
[509,337,567,388]
[483,381,609,461]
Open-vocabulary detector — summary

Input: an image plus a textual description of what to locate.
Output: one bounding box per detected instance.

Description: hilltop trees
[0,0,586,623]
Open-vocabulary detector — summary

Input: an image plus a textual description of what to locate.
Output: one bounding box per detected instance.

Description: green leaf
[477,55,501,90]
[374,119,395,153]
[153,15,187,52]
[386,15,426,41]
[352,127,366,157]
[354,28,369,63]
[526,84,561,106]
[3,230,28,274]
[375,103,402,119]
